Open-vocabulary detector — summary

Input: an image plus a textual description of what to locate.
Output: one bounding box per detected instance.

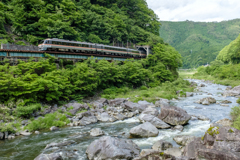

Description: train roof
[44,38,139,51]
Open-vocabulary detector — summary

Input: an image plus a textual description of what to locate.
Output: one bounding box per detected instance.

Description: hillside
[160,19,240,68]
[0,0,162,46]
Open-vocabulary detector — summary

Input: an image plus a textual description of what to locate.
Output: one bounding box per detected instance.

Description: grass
[179,69,240,87]
[103,78,194,103]
[178,69,197,79]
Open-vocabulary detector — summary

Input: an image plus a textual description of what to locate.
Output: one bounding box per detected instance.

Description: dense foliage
[217,34,240,64]
[0,43,182,105]
[0,0,162,45]
[159,20,240,68]
[231,106,240,130]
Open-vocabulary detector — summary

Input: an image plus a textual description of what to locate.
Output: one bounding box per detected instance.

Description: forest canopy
[0,0,162,45]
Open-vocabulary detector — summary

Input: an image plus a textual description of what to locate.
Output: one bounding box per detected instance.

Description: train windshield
[40,40,45,44]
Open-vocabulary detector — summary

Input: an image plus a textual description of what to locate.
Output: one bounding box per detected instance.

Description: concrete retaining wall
[1,43,38,51]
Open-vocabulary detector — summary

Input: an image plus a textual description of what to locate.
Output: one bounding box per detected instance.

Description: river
[0,79,238,160]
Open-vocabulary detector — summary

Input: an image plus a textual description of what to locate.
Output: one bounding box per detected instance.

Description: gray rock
[21,120,28,125]
[124,101,146,112]
[173,125,184,132]
[139,114,170,129]
[199,84,206,87]
[138,101,154,108]
[97,98,108,105]
[113,113,126,120]
[226,86,232,90]
[221,104,229,107]
[158,105,191,126]
[173,135,195,146]
[4,131,8,139]
[155,98,170,108]
[221,100,232,104]
[45,140,75,149]
[20,131,31,136]
[141,107,159,116]
[0,132,4,139]
[75,111,93,120]
[130,122,159,138]
[34,153,63,160]
[186,92,193,97]
[216,118,233,127]
[79,116,98,126]
[183,126,240,159]
[195,97,216,105]
[86,136,140,160]
[35,131,40,134]
[109,98,127,107]
[223,85,240,97]
[96,112,116,122]
[50,126,59,131]
[90,128,104,137]
[164,147,182,157]
[139,149,156,157]
[91,101,103,109]
[152,140,173,151]
[195,115,210,121]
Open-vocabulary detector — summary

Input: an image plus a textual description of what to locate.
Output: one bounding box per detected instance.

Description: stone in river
[50,126,59,131]
[90,128,104,137]
[34,153,63,160]
[152,140,173,151]
[158,105,191,126]
[130,122,159,138]
[86,136,140,160]
[139,114,170,129]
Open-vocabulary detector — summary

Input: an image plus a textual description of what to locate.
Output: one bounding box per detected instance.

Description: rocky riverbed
[0,79,239,160]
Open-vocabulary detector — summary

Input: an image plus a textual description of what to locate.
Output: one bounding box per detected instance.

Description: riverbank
[0,78,194,140]
[179,69,240,87]
[0,79,239,160]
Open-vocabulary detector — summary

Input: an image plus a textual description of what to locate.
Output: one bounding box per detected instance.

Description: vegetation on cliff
[0,0,162,46]
[160,20,240,68]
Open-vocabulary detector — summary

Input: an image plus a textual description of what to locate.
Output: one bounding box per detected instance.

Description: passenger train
[38,38,146,58]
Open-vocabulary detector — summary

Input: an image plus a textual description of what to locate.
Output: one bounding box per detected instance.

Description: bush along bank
[193,61,240,87]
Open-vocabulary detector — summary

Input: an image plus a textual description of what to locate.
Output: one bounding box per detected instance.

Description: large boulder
[139,114,170,129]
[86,136,140,160]
[183,126,240,160]
[216,118,233,127]
[79,116,98,126]
[34,153,63,160]
[223,85,240,97]
[50,126,59,131]
[96,112,116,122]
[158,105,191,126]
[186,92,193,97]
[109,98,127,107]
[195,97,216,105]
[90,128,104,137]
[130,122,159,138]
[141,107,159,116]
[155,98,170,108]
[124,101,147,112]
[152,140,173,151]
[173,135,195,146]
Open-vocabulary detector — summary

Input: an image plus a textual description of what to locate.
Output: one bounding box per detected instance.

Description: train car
[38,38,146,58]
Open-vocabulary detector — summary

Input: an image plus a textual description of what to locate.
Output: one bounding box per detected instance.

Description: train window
[78,44,82,47]
[57,42,62,45]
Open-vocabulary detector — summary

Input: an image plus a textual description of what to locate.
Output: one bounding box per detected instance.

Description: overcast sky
[146,0,240,22]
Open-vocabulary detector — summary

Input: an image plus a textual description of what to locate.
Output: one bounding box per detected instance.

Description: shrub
[26,112,70,132]
[140,86,148,90]
[230,106,240,121]
[237,98,240,104]
[16,104,41,118]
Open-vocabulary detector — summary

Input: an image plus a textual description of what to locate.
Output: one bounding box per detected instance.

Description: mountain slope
[160,19,240,68]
